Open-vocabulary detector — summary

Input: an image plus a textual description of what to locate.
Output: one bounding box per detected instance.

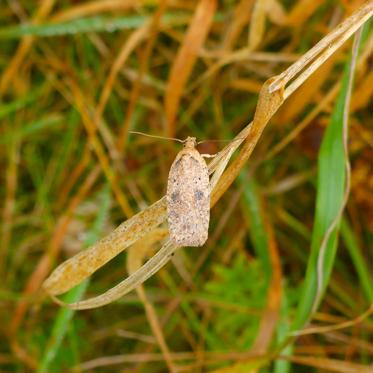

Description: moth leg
[201,153,216,159]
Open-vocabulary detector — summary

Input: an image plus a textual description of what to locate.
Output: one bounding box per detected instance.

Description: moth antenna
[129,131,184,143]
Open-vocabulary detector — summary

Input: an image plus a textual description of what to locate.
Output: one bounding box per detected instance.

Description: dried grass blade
[116,0,168,152]
[53,239,178,309]
[96,24,149,119]
[0,0,56,95]
[265,0,286,26]
[165,0,217,136]
[248,0,268,51]
[278,355,372,373]
[43,198,167,295]
[68,78,134,217]
[265,81,340,162]
[127,229,176,373]
[211,77,284,205]
[290,305,373,337]
[285,0,324,26]
[222,0,253,49]
[0,130,20,275]
[51,0,139,22]
[278,56,337,123]
[269,2,373,94]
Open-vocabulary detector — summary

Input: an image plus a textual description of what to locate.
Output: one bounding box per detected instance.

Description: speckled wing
[166,148,210,247]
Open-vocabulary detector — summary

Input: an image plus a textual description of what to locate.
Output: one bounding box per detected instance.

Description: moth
[166,137,210,247]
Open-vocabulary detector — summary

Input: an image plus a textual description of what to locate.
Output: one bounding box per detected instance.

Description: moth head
[183,137,197,149]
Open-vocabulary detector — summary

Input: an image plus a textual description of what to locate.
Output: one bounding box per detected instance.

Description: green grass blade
[0,15,149,38]
[0,13,226,39]
[37,186,111,373]
[49,110,79,191]
[0,14,188,39]
[292,33,362,331]
[161,271,218,350]
[274,285,292,373]
[239,176,271,283]
[341,218,373,303]
[0,115,63,144]
[0,89,41,119]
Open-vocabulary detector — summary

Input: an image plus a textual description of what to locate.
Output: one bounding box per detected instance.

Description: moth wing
[167,149,210,247]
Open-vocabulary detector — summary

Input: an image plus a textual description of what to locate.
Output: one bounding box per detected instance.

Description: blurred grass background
[0,0,372,372]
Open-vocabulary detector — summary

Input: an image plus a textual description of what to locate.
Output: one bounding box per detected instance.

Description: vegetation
[0,1,372,372]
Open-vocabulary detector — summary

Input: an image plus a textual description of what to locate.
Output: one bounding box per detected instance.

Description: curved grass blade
[53,239,178,310]
[43,197,167,295]
[292,28,364,331]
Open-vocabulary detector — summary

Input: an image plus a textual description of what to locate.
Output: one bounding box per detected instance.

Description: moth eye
[195,190,204,200]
